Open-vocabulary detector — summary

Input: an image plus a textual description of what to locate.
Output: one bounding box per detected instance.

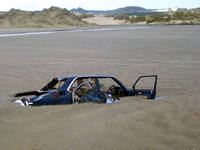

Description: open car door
[132,75,157,99]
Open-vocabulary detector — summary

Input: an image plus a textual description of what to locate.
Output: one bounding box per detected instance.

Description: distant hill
[0,7,88,27]
[71,7,107,14]
[70,6,161,16]
[0,11,6,15]
[71,8,88,13]
[193,8,200,11]
[112,6,146,13]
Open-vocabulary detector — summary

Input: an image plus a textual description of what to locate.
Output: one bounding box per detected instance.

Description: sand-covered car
[14,74,157,106]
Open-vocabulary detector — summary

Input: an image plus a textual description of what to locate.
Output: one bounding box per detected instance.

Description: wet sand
[0,25,200,150]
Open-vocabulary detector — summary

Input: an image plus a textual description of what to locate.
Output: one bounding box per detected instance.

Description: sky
[0,0,199,11]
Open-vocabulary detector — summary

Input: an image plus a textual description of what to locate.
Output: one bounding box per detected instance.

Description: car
[14,74,157,106]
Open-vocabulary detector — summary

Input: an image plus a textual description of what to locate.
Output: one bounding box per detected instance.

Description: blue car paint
[31,90,72,105]
[30,75,126,105]
[14,74,157,106]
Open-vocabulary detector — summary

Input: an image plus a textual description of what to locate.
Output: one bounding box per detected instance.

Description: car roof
[57,74,115,81]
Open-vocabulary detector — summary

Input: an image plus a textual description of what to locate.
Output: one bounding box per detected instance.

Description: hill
[70,6,161,16]
[0,7,88,27]
[0,11,6,15]
[192,8,200,11]
[71,7,107,15]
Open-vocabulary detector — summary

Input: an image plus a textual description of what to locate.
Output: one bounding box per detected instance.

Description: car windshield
[41,78,67,91]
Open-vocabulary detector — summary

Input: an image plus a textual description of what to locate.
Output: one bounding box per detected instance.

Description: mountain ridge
[70,6,161,16]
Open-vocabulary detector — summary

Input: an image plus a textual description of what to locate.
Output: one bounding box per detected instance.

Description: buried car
[14,74,157,106]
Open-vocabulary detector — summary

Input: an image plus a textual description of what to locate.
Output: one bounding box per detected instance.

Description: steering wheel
[107,85,117,95]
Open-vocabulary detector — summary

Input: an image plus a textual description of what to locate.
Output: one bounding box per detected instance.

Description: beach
[0,25,200,150]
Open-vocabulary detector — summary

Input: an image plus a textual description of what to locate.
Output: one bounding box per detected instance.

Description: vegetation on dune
[130,15,146,23]
[113,13,130,21]
[129,10,200,24]
[0,7,88,27]
[111,8,200,25]
[76,13,95,20]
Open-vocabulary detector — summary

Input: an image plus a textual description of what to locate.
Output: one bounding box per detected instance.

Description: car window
[98,78,119,92]
[70,78,97,91]
[54,80,66,89]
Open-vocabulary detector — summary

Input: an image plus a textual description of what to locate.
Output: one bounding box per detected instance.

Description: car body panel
[14,74,157,106]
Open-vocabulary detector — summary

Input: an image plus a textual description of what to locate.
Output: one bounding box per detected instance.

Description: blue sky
[0,0,199,11]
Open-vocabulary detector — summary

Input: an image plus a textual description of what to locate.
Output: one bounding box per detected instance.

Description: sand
[0,25,200,150]
[82,15,125,25]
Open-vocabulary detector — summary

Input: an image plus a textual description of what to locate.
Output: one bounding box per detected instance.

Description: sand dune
[82,15,125,25]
